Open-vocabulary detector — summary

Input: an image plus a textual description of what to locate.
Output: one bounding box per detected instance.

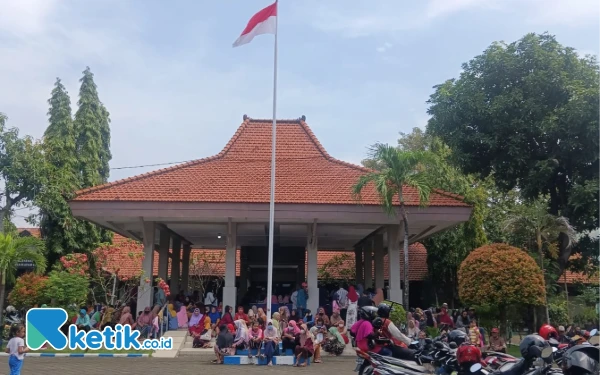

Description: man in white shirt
[204,290,217,307]
[291,290,298,311]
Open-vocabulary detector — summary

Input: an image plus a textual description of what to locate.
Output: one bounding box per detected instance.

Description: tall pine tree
[39,71,112,268]
[74,67,112,186]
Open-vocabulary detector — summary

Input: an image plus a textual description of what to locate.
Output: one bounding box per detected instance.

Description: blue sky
[1,0,598,226]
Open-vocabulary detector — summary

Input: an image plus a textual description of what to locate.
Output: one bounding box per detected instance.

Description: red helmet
[539,324,558,340]
[457,344,482,366]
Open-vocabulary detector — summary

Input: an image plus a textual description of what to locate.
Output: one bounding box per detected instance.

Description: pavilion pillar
[181,243,191,294]
[306,222,319,315]
[157,230,170,282]
[223,223,237,312]
[354,247,363,286]
[374,234,385,290]
[137,221,155,310]
[387,224,402,304]
[239,247,248,300]
[364,240,373,289]
[171,237,181,294]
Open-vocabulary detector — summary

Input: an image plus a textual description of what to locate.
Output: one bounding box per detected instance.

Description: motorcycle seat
[370,353,429,373]
[491,358,530,375]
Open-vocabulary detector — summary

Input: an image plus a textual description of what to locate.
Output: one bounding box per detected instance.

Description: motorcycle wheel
[359,361,373,375]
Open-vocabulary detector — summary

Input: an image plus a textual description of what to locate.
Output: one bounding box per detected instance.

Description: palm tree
[0,233,47,323]
[352,143,434,310]
[503,197,577,325]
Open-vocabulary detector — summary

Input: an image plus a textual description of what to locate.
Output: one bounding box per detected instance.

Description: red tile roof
[72,118,468,206]
[308,243,428,282]
[558,271,599,284]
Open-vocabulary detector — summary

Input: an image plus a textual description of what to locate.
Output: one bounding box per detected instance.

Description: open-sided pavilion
[69,116,471,315]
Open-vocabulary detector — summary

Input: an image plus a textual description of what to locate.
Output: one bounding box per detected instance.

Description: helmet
[377,303,391,318]
[457,344,482,366]
[373,317,384,329]
[561,345,599,375]
[520,334,547,360]
[540,324,559,340]
[358,306,378,321]
[448,329,468,346]
[5,306,15,313]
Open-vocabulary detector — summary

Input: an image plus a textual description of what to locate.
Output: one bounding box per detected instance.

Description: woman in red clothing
[294,324,314,367]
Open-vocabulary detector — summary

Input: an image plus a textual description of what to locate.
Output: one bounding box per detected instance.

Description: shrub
[43,270,89,308]
[8,273,49,308]
[458,243,545,307]
[382,300,406,327]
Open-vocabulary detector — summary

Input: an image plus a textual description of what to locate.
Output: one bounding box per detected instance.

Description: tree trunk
[399,200,410,311]
[0,270,6,325]
[536,230,550,324]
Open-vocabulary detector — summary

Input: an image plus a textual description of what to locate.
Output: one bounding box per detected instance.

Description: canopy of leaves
[458,243,545,307]
[382,300,406,327]
[0,114,46,232]
[43,270,89,308]
[8,273,49,308]
[0,233,47,284]
[427,33,599,274]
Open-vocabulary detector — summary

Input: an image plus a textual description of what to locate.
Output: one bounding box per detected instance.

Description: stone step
[224,355,310,366]
[178,348,217,356]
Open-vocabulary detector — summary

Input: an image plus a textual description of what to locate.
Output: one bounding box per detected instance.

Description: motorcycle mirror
[411,341,419,346]
[590,329,598,336]
[449,342,458,349]
[589,336,599,345]
[470,363,482,373]
[541,346,554,360]
[548,338,559,346]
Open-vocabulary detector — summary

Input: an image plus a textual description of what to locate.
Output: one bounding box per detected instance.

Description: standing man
[335,284,349,321]
[296,282,309,317]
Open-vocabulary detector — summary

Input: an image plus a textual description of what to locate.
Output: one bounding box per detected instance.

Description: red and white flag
[232,2,277,48]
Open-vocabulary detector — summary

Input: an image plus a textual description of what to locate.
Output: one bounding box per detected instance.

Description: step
[178,348,217,356]
[223,355,310,366]
[235,348,293,356]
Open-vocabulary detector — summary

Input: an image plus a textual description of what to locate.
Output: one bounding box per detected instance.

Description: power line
[111,160,193,170]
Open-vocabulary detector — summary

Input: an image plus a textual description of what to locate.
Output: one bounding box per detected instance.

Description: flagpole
[266,0,278,318]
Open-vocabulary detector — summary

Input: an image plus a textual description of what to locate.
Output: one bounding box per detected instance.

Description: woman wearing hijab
[248,321,263,358]
[119,306,136,327]
[330,311,342,327]
[257,308,267,327]
[282,320,301,352]
[310,325,325,363]
[213,324,235,364]
[189,308,212,348]
[177,304,189,328]
[294,324,314,367]
[323,325,346,356]
[233,319,249,351]
[407,319,419,339]
[136,307,154,339]
[289,309,300,322]
[263,319,279,366]
[271,312,281,336]
[220,305,234,326]
[346,285,359,330]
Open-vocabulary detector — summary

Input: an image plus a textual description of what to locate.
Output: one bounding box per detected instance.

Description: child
[468,319,481,347]
[5,324,29,375]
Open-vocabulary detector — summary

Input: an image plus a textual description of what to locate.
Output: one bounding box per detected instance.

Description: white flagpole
[266,0,278,318]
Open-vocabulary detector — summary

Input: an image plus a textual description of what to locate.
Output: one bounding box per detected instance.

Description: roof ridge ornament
[300,115,306,122]
[243,114,248,121]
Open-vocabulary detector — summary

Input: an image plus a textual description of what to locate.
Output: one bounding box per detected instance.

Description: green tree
[0,114,46,233]
[353,144,434,309]
[0,233,47,322]
[317,253,355,286]
[74,67,112,187]
[503,196,578,324]
[43,270,89,309]
[427,33,599,275]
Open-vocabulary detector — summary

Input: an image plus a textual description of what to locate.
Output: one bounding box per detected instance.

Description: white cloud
[376,42,393,53]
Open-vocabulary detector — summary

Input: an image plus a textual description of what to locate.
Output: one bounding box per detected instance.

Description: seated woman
[317,307,330,327]
[310,325,325,363]
[232,319,249,351]
[336,320,349,345]
[248,321,263,358]
[136,307,154,339]
[282,320,300,352]
[189,308,212,348]
[263,320,280,366]
[119,306,136,327]
[294,324,314,367]
[75,309,91,332]
[330,311,342,327]
[177,304,188,328]
[322,326,346,356]
[213,324,235,364]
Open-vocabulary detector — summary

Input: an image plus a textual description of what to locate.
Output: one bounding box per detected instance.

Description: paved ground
[0,355,355,375]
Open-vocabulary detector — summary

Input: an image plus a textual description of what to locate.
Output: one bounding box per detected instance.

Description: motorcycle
[3,306,23,325]
[357,339,438,375]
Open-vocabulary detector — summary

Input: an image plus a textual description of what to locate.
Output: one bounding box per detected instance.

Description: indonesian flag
[232,2,277,47]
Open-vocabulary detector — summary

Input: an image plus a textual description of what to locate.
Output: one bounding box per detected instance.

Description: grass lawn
[1,343,152,355]
[506,345,522,358]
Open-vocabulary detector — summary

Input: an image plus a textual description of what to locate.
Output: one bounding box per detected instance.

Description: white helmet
[5,306,16,313]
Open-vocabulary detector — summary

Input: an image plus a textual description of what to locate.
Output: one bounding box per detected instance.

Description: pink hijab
[177,306,188,328]
[286,320,301,335]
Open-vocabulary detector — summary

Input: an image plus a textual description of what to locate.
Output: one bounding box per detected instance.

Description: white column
[387,225,402,304]
[364,241,373,289]
[374,234,385,290]
[306,222,319,315]
[223,223,237,312]
[171,237,181,294]
[354,247,363,286]
[157,230,170,281]
[181,244,191,293]
[137,221,155,310]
